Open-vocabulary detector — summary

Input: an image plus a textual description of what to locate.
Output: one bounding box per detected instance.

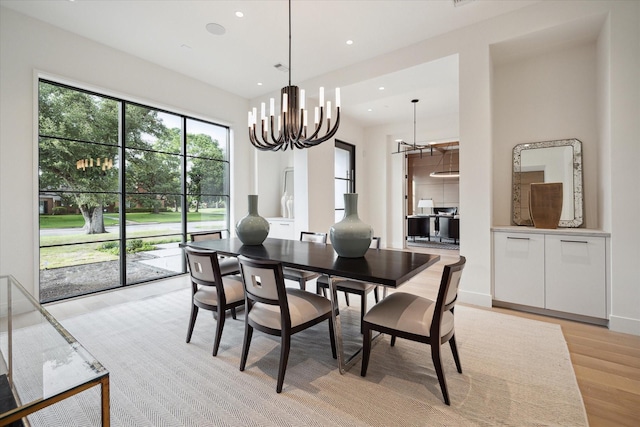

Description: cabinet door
[545,235,606,318]
[493,232,545,308]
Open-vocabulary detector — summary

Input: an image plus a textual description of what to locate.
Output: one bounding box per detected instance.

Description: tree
[186,133,225,212]
[38,82,167,233]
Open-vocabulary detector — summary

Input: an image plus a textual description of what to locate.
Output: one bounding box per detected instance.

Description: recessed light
[235,11,244,18]
[367,108,373,112]
[257,82,263,86]
[206,22,226,36]
[379,86,385,91]
[181,44,192,50]
[346,40,354,45]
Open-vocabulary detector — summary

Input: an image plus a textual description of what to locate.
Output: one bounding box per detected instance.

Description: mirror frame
[512,138,583,227]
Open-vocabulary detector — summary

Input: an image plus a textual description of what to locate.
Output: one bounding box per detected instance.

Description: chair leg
[360,326,372,376]
[231,307,237,319]
[449,335,463,373]
[239,323,253,371]
[390,335,396,346]
[212,306,225,356]
[373,287,379,303]
[298,278,306,291]
[328,318,337,359]
[344,292,350,306]
[276,334,291,393]
[186,305,198,343]
[360,293,367,334]
[431,343,450,405]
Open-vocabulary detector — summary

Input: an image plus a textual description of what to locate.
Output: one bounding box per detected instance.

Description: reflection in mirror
[512,139,583,227]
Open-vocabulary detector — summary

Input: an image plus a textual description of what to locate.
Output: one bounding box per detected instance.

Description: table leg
[328,275,384,374]
[101,375,110,427]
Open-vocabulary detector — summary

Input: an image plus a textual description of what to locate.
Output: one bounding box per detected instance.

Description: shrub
[52,206,68,215]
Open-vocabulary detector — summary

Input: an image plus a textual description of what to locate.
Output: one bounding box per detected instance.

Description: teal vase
[330,193,373,258]
[236,195,269,245]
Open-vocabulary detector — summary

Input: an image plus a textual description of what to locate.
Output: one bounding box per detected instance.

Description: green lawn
[39,209,226,228]
[39,209,226,268]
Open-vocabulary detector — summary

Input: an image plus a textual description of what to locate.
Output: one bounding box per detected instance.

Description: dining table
[181,237,440,373]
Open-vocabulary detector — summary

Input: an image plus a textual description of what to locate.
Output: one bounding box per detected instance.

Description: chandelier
[392,99,434,157]
[247,0,340,151]
[430,149,459,178]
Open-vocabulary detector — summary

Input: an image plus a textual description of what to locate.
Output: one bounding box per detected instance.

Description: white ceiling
[1,0,540,132]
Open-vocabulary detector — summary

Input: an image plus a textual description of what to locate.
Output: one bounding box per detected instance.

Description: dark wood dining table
[181,237,440,373]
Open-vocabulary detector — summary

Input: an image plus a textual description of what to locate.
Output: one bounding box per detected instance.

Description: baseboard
[608,315,640,336]
[458,289,492,307]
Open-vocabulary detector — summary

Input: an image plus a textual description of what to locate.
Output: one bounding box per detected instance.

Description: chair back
[431,256,466,338]
[300,231,327,243]
[237,255,288,308]
[190,230,223,242]
[184,246,223,287]
[370,237,381,249]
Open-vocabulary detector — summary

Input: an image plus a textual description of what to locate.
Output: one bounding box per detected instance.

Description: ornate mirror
[512,138,583,227]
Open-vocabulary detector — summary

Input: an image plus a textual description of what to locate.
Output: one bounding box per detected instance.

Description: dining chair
[282,231,327,292]
[184,246,245,356]
[237,255,337,393]
[190,230,240,276]
[360,256,466,405]
[315,237,381,332]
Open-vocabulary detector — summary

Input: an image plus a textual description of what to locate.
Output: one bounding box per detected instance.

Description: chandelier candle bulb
[319,87,324,108]
[261,102,266,120]
[282,93,288,112]
[270,98,275,117]
[300,89,305,109]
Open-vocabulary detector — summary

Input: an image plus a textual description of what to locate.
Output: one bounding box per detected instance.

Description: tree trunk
[81,205,107,234]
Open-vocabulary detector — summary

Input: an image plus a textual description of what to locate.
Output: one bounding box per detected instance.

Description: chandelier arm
[304,106,325,140]
[251,120,277,151]
[303,109,340,146]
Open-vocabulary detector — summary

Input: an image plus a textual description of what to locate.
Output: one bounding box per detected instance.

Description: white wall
[492,42,599,228]
[0,8,253,296]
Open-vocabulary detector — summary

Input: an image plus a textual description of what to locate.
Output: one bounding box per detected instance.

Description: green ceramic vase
[236,195,269,245]
[330,193,373,258]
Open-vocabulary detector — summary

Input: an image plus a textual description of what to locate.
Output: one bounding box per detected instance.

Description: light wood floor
[45,246,640,426]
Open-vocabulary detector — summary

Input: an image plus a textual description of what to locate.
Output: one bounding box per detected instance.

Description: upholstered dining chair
[315,237,381,332]
[190,230,240,276]
[360,256,466,405]
[237,255,337,393]
[184,246,245,356]
[282,231,327,292]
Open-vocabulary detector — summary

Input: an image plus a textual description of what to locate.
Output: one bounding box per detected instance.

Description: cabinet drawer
[545,235,606,318]
[268,219,295,240]
[493,232,545,308]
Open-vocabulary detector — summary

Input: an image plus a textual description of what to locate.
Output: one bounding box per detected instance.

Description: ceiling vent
[453,0,476,7]
[274,63,289,72]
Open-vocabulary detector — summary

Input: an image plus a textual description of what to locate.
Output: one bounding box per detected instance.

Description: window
[38,80,230,302]
[334,140,355,222]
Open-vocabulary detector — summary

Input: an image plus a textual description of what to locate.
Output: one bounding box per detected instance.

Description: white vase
[286,196,294,219]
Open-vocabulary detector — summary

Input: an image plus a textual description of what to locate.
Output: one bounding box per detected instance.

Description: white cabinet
[493,232,545,308]
[545,235,606,318]
[492,227,609,321]
[267,218,295,240]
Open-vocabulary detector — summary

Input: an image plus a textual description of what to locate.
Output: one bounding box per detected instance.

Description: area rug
[22,289,586,426]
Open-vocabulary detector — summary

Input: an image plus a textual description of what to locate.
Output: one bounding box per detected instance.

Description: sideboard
[492,226,610,325]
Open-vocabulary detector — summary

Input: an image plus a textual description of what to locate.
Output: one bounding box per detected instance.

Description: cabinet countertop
[492,226,610,238]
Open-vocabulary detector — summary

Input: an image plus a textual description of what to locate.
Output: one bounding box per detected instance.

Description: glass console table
[0,276,109,426]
